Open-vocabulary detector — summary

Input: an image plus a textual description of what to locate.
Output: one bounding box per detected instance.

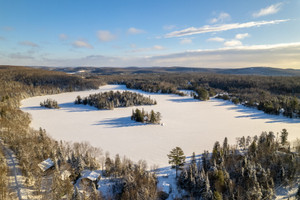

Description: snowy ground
[21,85,300,169]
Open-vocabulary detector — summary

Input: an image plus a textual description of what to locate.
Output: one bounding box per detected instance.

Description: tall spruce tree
[168,147,186,178]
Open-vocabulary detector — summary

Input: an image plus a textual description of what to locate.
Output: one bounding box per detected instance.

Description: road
[0,139,29,200]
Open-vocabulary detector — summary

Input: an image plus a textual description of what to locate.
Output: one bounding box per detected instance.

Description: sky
[0,0,300,68]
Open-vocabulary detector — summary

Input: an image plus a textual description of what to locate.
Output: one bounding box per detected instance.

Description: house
[38,158,55,172]
[80,170,101,188]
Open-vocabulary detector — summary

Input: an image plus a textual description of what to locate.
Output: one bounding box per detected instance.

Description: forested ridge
[100,73,300,118]
[0,65,299,199]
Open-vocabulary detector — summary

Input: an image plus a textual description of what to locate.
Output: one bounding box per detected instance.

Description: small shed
[38,158,55,172]
[80,170,101,187]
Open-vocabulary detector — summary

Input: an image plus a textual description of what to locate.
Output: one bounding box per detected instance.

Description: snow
[80,170,101,182]
[38,158,54,172]
[21,85,300,168]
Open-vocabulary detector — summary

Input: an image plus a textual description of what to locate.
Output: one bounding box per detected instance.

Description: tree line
[75,91,156,110]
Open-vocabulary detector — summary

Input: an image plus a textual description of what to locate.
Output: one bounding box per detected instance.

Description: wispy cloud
[9,53,34,59]
[59,33,68,40]
[0,36,5,40]
[2,26,14,31]
[97,30,116,42]
[235,33,250,40]
[224,40,242,47]
[207,37,225,42]
[210,12,231,24]
[180,38,193,44]
[127,27,145,34]
[72,40,93,49]
[253,3,282,18]
[19,41,39,47]
[163,25,176,30]
[153,45,164,50]
[165,19,288,38]
[5,42,300,69]
[148,42,300,68]
[129,45,165,53]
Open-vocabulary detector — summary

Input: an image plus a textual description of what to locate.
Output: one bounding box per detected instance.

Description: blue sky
[0,0,300,68]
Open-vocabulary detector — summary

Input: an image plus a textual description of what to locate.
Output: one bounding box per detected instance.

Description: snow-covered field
[21,85,300,168]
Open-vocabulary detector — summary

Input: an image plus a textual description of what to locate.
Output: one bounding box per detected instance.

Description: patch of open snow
[20,85,300,169]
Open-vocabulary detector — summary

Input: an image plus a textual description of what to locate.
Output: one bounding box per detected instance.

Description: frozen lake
[21,85,300,167]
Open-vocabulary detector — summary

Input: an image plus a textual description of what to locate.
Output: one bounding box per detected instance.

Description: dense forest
[99,73,300,118]
[177,129,300,200]
[0,65,299,199]
[75,91,156,110]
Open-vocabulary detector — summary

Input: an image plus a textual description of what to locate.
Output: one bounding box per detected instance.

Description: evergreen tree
[150,110,156,123]
[280,129,288,145]
[168,147,186,178]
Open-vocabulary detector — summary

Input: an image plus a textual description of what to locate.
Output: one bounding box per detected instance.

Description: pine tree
[280,129,288,145]
[167,147,186,178]
[150,110,156,123]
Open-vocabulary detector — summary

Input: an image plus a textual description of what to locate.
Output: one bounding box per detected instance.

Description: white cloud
[72,40,93,49]
[224,40,242,47]
[129,45,165,53]
[153,45,164,50]
[180,38,193,44]
[253,3,282,18]
[165,19,288,38]
[163,25,176,30]
[207,37,225,42]
[127,27,145,34]
[210,12,231,24]
[59,34,68,40]
[147,42,300,68]
[235,33,250,40]
[97,30,116,42]
[19,41,39,47]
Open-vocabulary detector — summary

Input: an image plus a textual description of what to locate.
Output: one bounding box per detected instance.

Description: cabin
[80,170,101,188]
[38,158,55,174]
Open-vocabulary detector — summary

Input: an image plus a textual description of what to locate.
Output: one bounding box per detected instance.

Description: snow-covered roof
[38,158,54,172]
[81,170,101,181]
[60,170,71,180]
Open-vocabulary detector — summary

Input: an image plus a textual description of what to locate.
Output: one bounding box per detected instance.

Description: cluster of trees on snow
[131,108,161,124]
[101,72,300,118]
[40,98,60,109]
[75,91,156,110]
[175,129,300,200]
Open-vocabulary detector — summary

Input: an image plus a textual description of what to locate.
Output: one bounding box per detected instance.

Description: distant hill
[15,66,300,76]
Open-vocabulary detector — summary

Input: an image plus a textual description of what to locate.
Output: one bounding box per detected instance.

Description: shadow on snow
[167,98,199,103]
[94,117,148,128]
[213,99,300,124]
